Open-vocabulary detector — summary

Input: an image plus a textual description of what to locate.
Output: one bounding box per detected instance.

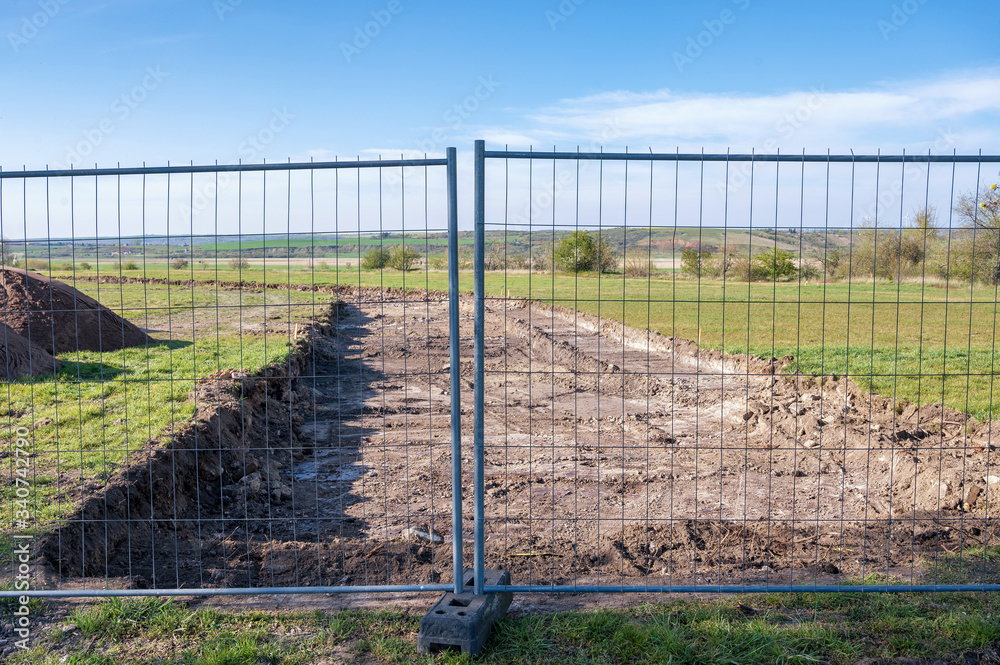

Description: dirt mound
[0,268,152,355]
[0,322,60,379]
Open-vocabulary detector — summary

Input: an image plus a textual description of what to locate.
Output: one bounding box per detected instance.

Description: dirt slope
[0,268,151,355]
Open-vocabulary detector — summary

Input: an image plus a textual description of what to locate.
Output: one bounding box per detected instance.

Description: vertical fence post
[473,139,486,595]
[446,147,464,595]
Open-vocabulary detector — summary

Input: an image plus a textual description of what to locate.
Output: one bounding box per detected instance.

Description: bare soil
[0,321,60,379]
[0,267,151,355]
[37,286,1000,593]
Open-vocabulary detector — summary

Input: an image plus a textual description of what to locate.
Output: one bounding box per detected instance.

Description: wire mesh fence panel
[474,143,1000,593]
[1,155,464,597]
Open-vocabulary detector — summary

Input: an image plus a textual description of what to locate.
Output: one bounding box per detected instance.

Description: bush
[360,247,391,270]
[753,248,797,281]
[24,259,49,271]
[798,263,821,281]
[170,257,189,270]
[0,237,16,266]
[79,262,92,271]
[728,252,765,282]
[680,247,712,278]
[484,243,506,271]
[228,257,250,271]
[123,260,138,270]
[554,231,617,273]
[623,255,652,278]
[388,245,420,271]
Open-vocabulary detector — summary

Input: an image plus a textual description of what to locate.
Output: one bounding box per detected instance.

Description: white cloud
[480,69,1000,153]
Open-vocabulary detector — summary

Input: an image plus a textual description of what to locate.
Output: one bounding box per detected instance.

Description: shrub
[484,243,506,271]
[228,257,250,271]
[0,237,16,266]
[728,252,765,282]
[170,257,189,270]
[507,253,529,270]
[623,255,652,278]
[24,259,49,271]
[79,262,92,271]
[798,263,821,281]
[360,247,391,270]
[388,245,420,271]
[427,256,448,270]
[555,231,595,272]
[753,248,797,281]
[554,231,617,273]
[952,184,1000,284]
[123,260,138,270]
[680,247,712,278]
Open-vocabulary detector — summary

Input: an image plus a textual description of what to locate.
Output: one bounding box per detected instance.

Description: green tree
[0,236,16,266]
[753,247,797,281]
[953,183,1000,284]
[680,247,712,278]
[360,247,391,270]
[555,231,596,272]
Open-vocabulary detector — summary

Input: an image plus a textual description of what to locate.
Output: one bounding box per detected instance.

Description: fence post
[446,147,464,595]
[473,139,486,595]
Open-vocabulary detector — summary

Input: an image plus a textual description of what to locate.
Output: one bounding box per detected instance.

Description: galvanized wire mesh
[474,144,1000,593]
[1,155,463,597]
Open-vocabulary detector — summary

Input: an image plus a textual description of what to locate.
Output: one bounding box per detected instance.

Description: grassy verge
[8,584,1000,664]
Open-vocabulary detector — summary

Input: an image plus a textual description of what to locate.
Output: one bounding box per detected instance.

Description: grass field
[49,261,1000,419]
[7,571,1000,664]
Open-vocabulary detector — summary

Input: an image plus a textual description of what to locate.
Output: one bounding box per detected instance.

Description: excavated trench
[38,286,1000,591]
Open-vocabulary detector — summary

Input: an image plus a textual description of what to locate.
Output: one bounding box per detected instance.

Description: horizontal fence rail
[474,140,1000,594]
[1,151,467,598]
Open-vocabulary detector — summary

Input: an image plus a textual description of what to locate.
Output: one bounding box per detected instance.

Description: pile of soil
[0,322,60,379]
[0,268,152,355]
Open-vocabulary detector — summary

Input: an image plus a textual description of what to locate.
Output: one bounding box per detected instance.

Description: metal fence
[3,143,1000,602]
[1,151,468,597]
[472,141,1000,593]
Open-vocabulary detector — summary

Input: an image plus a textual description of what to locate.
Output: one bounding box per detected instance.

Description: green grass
[10,589,1000,664]
[44,262,1000,420]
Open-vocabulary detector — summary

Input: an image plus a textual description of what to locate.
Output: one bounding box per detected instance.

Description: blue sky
[2,0,999,169]
[0,1,998,239]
